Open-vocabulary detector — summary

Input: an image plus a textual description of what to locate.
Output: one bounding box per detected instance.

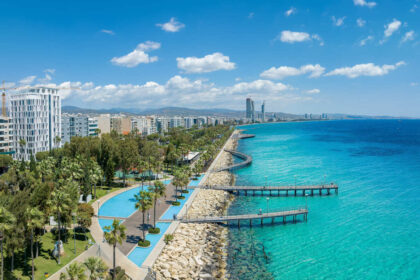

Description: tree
[25,207,44,280]
[134,191,153,241]
[149,181,166,229]
[0,155,12,174]
[47,183,75,264]
[0,207,15,280]
[104,219,126,280]
[118,137,139,187]
[84,257,108,280]
[54,136,62,148]
[65,262,87,280]
[77,203,94,240]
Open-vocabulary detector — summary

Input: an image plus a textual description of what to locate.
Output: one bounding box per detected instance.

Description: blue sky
[1,0,419,117]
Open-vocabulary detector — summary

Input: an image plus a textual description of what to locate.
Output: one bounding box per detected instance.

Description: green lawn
[89,185,121,204]
[6,229,93,280]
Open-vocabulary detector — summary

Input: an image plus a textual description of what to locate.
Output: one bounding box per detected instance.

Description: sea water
[226,120,420,280]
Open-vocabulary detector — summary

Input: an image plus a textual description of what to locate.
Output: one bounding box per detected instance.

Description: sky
[1,0,419,117]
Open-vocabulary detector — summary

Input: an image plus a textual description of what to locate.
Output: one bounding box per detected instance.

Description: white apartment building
[10,87,61,160]
[131,116,157,135]
[61,114,98,143]
[96,114,111,135]
[0,116,13,154]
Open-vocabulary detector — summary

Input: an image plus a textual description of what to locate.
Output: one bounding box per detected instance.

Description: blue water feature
[188,174,205,186]
[163,179,172,185]
[227,120,420,280]
[99,185,151,218]
[159,189,194,220]
[128,222,171,267]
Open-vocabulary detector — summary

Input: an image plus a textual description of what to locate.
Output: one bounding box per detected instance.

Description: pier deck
[212,149,252,172]
[181,207,308,227]
[201,184,338,196]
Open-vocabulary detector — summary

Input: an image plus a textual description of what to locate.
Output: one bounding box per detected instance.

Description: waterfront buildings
[261,101,265,123]
[10,86,61,160]
[246,97,255,122]
[61,114,98,143]
[0,116,12,154]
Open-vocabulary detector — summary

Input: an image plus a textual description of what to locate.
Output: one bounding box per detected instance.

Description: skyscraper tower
[246,97,256,123]
[261,101,265,122]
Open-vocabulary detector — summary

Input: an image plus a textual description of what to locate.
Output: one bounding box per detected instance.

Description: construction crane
[0,81,21,117]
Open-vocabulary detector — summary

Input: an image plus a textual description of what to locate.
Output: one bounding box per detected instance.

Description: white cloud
[19,75,36,85]
[410,4,418,13]
[101,29,115,35]
[325,61,406,78]
[176,52,236,73]
[277,31,324,45]
[384,19,401,37]
[54,75,310,110]
[359,35,374,46]
[111,41,160,67]
[332,16,346,26]
[260,64,325,79]
[156,17,185,32]
[44,69,56,74]
[285,7,296,17]
[402,31,415,43]
[278,31,310,43]
[410,82,418,86]
[353,0,377,8]
[357,18,366,27]
[306,89,320,94]
[248,12,254,19]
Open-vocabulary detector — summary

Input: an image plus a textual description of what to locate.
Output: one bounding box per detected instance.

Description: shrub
[164,234,174,244]
[176,195,185,200]
[172,201,181,206]
[138,239,151,247]
[181,189,189,194]
[148,227,160,234]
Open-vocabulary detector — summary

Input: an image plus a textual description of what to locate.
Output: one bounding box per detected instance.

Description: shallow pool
[188,174,205,187]
[128,222,171,267]
[99,185,151,218]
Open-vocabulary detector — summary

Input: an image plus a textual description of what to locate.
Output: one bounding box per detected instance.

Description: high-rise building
[111,116,131,135]
[10,86,61,160]
[261,101,265,122]
[246,97,255,122]
[61,114,98,143]
[0,116,12,154]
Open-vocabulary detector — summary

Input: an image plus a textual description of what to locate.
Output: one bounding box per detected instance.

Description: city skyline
[1,0,419,117]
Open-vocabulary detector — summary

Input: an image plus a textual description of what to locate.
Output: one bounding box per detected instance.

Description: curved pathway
[212,149,252,172]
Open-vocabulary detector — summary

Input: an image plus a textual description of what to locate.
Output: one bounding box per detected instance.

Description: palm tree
[47,188,72,264]
[84,257,108,280]
[104,219,126,280]
[0,207,15,280]
[66,262,87,280]
[25,207,44,280]
[54,136,62,148]
[149,181,166,230]
[134,191,153,240]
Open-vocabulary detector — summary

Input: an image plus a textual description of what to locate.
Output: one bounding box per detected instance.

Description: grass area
[89,185,121,204]
[6,229,93,280]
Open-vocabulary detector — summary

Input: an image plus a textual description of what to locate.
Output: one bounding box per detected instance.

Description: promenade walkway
[212,149,252,172]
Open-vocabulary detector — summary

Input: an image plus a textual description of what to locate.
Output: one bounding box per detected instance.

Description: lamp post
[324,174,326,186]
[265,176,268,187]
[266,197,270,214]
[72,212,77,254]
[294,175,297,187]
[305,194,309,209]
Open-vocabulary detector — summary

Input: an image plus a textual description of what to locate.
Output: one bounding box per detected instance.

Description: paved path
[118,182,177,255]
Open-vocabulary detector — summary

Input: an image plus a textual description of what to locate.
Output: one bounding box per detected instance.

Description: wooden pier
[212,149,252,172]
[181,207,308,227]
[201,183,338,196]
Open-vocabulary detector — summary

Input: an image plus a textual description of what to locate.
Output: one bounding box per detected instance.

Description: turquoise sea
[226,120,420,280]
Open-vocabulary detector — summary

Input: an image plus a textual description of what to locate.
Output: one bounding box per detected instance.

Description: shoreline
[153,131,238,279]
